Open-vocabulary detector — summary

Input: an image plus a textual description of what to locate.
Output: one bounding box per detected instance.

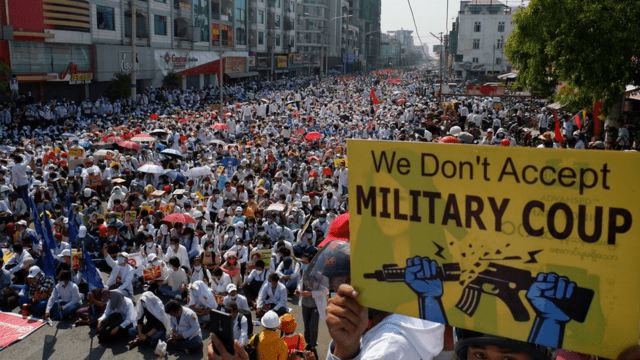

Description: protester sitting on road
[96,289,137,345]
[19,265,54,318]
[187,280,217,324]
[164,299,203,355]
[159,256,188,300]
[103,248,135,297]
[74,287,109,327]
[211,266,233,295]
[44,270,81,321]
[253,310,289,360]
[128,291,170,350]
[256,273,289,317]
[226,303,249,346]
[243,259,269,306]
[0,256,18,311]
[279,313,306,356]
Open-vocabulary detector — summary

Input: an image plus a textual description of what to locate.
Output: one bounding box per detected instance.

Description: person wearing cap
[223,283,251,315]
[44,269,81,321]
[165,299,203,354]
[220,251,242,287]
[251,310,289,360]
[103,248,135,297]
[19,265,55,318]
[279,313,306,356]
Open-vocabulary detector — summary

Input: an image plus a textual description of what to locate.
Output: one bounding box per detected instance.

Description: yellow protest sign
[348,140,640,358]
[333,158,348,168]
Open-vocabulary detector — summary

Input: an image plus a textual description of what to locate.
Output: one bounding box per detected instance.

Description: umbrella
[163,213,196,224]
[102,135,123,143]
[78,139,92,149]
[161,148,184,159]
[209,139,226,147]
[211,123,228,131]
[304,131,322,141]
[130,134,155,142]
[185,166,211,178]
[150,129,169,136]
[137,163,164,174]
[163,170,187,183]
[439,136,460,144]
[93,149,116,160]
[117,140,140,150]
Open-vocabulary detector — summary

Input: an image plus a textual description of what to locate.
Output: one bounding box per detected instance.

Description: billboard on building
[154,50,218,76]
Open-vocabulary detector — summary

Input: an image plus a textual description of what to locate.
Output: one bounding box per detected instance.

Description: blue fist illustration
[526,272,574,323]
[404,256,443,298]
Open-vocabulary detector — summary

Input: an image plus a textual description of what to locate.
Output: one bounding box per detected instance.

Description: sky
[381,0,461,52]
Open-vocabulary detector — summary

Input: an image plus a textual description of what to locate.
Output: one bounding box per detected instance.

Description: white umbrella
[209,139,226,147]
[185,166,211,178]
[137,163,165,174]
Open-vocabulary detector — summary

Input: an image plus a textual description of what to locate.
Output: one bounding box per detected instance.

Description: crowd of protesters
[0,68,632,358]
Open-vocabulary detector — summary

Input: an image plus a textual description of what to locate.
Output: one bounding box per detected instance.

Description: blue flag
[42,211,57,253]
[81,248,104,289]
[66,194,79,247]
[37,211,57,278]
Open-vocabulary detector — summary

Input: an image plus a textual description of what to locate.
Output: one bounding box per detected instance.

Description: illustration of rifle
[364,262,594,323]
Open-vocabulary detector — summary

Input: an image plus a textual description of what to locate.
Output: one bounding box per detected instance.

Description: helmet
[455,329,552,360]
[449,126,462,136]
[261,310,280,329]
[303,240,351,293]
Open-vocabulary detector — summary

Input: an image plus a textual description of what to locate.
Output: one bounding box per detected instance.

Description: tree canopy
[505,0,640,111]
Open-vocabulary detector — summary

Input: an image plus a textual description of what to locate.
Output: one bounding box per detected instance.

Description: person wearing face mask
[243,259,269,307]
[159,256,188,300]
[96,289,137,345]
[223,283,250,313]
[140,232,161,258]
[294,250,320,352]
[103,249,135,298]
[256,273,289,318]
[310,211,329,238]
[211,267,232,295]
[143,253,169,293]
[228,237,249,279]
[263,215,283,243]
[163,237,191,272]
[220,251,242,287]
[321,191,338,213]
[44,270,81,321]
[189,255,211,286]
[275,248,300,294]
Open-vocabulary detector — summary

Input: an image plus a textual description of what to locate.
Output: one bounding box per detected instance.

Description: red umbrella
[163,213,196,224]
[117,140,141,150]
[439,136,460,144]
[309,170,319,177]
[212,123,228,130]
[130,134,155,142]
[304,131,322,141]
[102,135,123,143]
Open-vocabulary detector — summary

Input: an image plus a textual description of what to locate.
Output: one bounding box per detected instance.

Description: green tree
[505,0,640,115]
[106,73,131,100]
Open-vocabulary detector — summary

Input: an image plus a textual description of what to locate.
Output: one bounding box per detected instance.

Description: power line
[406,0,429,61]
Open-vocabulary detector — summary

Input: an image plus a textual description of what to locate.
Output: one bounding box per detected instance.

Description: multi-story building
[0,0,379,100]
[452,0,515,81]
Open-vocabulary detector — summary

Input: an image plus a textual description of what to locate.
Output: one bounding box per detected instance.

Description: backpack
[244,333,260,360]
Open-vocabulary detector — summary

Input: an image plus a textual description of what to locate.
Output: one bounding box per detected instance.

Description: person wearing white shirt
[211,267,232,295]
[104,251,135,298]
[226,302,249,346]
[256,273,288,317]
[97,289,137,344]
[45,270,81,320]
[164,238,191,272]
[187,280,217,322]
[165,300,203,354]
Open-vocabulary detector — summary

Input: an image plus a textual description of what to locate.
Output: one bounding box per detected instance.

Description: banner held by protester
[348,139,640,358]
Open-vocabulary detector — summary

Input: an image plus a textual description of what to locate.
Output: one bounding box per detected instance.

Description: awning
[497,72,518,80]
[177,59,221,77]
[225,71,259,79]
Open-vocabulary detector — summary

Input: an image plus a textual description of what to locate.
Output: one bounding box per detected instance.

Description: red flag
[573,113,581,130]
[553,111,564,143]
[370,87,380,105]
[593,101,602,136]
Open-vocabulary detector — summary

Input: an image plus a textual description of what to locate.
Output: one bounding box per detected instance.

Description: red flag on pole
[370,87,380,105]
[553,111,564,143]
[593,101,602,136]
[573,113,581,130]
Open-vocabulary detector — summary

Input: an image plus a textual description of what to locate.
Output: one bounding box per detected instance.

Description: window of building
[96,5,115,30]
[473,39,480,49]
[258,10,264,24]
[474,21,481,32]
[275,15,280,27]
[258,31,264,45]
[154,0,166,3]
[455,54,463,62]
[212,0,220,19]
[154,15,167,35]
[277,0,281,8]
[275,33,280,46]
[472,57,479,63]
[125,12,149,38]
[496,57,502,65]
[236,27,246,45]
[496,38,503,49]
[498,21,505,32]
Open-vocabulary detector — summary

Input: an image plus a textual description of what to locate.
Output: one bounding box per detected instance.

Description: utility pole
[219,52,224,107]
[130,0,136,101]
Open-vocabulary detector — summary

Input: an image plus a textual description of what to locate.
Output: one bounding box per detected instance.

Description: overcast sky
[381,0,461,51]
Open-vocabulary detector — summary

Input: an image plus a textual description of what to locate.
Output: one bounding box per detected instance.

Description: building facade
[0,0,379,100]
[452,0,515,81]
